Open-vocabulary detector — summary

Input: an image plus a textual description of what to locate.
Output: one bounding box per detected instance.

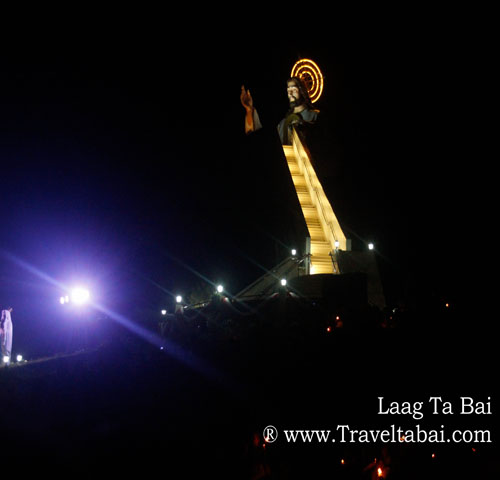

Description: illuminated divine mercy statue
[240,76,319,145]
[240,61,347,274]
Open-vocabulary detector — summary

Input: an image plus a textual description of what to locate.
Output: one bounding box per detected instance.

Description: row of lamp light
[59,287,91,306]
[3,354,24,364]
[158,243,377,314]
[161,285,225,316]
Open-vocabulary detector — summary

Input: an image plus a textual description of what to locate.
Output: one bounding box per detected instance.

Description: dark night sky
[0,18,490,358]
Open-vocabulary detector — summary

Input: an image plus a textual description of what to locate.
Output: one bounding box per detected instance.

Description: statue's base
[289,250,386,311]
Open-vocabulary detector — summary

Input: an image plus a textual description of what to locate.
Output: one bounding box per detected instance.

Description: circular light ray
[291,58,324,103]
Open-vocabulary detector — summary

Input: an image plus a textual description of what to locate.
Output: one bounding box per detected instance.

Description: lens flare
[71,287,90,305]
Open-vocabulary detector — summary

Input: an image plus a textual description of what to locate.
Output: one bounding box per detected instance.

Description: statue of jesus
[240,76,319,145]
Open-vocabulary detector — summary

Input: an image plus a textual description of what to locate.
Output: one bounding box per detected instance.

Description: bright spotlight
[16,354,23,362]
[291,249,297,256]
[161,309,167,316]
[216,285,223,293]
[280,278,287,286]
[71,287,90,305]
[176,295,182,304]
[334,240,340,249]
[2,356,9,364]
[368,243,374,250]
[59,296,65,305]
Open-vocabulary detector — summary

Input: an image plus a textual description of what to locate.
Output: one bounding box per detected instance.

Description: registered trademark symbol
[263,425,278,443]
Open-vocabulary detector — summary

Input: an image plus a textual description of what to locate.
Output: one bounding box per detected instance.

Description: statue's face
[287,80,301,105]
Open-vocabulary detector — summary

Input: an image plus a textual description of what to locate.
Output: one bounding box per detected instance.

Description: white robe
[1,310,12,360]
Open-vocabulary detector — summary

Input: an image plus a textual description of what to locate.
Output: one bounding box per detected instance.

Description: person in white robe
[1,307,13,364]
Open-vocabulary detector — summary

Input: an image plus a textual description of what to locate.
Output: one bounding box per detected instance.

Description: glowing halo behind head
[291,58,324,104]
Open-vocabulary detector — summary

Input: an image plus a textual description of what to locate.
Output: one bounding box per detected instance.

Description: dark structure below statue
[337,250,386,310]
[288,251,385,312]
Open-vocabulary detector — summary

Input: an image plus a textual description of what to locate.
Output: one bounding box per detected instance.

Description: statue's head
[286,77,312,109]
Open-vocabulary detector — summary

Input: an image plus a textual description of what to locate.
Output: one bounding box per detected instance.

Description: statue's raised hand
[240,85,254,112]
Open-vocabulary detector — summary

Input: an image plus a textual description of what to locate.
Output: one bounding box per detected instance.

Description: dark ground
[1,294,497,479]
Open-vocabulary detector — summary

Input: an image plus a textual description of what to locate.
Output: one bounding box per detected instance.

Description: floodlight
[60,296,65,305]
[368,243,374,250]
[280,279,287,286]
[216,285,223,293]
[16,355,23,362]
[291,249,297,256]
[161,309,167,316]
[176,295,182,304]
[71,287,90,305]
[2,356,9,364]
